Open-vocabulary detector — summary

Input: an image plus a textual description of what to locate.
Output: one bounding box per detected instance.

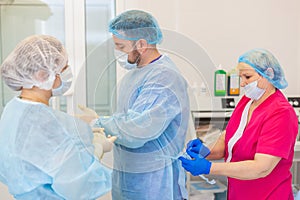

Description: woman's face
[52,64,69,89]
[237,62,267,89]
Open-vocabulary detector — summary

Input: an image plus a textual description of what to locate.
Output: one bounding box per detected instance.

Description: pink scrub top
[225,89,298,200]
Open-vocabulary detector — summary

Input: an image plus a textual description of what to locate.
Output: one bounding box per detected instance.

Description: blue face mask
[244,79,266,100]
[52,81,72,96]
[114,49,139,70]
[52,67,73,96]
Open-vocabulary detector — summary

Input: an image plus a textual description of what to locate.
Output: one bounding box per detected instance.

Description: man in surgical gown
[81,10,190,200]
[0,35,113,199]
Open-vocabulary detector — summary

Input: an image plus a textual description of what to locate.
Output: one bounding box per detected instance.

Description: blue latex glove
[179,150,211,176]
[187,138,210,158]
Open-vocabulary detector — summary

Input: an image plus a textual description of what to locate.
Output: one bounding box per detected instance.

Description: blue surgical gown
[97,55,190,200]
[0,98,111,200]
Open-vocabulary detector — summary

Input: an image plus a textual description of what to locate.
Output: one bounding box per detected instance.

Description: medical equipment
[288,96,300,186]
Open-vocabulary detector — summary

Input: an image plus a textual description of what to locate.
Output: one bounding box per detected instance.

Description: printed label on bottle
[230,74,239,88]
[216,74,226,91]
[229,74,240,95]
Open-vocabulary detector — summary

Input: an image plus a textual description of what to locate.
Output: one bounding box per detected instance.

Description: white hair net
[238,48,288,89]
[0,35,68,91]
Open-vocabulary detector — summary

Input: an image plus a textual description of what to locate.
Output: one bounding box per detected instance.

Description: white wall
[117,0,300,95]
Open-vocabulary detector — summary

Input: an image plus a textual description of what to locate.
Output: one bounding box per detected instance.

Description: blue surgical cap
[238,48,288,89]
[108,10,163,44]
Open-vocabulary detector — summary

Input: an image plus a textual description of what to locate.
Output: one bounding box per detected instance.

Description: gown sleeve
[97,68,185,148]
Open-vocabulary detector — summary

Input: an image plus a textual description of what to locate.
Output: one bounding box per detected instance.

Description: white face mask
[52,67,73,96]
[244,79,266,100]
[114,49,138,70]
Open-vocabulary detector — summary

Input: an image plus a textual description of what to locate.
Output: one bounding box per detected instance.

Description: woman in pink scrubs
[180,48,299,199]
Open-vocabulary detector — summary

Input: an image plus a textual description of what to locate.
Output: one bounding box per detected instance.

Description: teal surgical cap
[238,48,288,89]
[108,10,163,44]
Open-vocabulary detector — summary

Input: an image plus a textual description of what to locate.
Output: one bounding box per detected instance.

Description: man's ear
[136,39,148,54]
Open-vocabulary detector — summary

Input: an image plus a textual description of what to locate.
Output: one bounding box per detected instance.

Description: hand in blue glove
[186,138,210,158]
[179,150,211,176]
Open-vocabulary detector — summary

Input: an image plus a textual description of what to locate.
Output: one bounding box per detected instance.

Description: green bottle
[214,65,226,96]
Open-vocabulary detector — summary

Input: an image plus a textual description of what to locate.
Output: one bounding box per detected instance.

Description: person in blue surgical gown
[79,10,190,200]
[0,35,114,200]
